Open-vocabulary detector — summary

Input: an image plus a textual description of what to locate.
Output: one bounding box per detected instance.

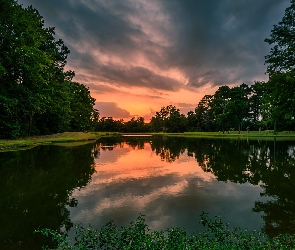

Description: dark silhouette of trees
[0,0,98,138]
[149,136,295,237]
[264,0,295,76]
[262,0,295,132]
[0,143,97,249]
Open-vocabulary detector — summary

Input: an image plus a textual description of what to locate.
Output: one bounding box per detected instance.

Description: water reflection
[150,136,295,236]
[0,143,97,250]
[1,136,295,249]
[69,136,295,238]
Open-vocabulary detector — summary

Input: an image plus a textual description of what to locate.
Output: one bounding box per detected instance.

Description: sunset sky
[18,0,290,120]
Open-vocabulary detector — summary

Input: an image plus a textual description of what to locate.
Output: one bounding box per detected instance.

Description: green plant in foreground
[36,213,295,249]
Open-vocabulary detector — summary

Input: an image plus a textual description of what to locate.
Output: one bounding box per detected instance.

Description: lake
[1,136,295,249]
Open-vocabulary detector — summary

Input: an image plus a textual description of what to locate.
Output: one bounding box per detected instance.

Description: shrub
[36,213,295,249]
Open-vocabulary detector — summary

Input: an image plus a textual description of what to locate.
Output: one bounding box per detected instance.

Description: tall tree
[211,86,231,133]
[164,107,187,133]
[0,0,97,138]
[226,84,251,134]
[69,82,98,132]
[248,81,265,130]
[265,0,295,75]
[263,0,295,131]
[195,95,215,131]
[262,73,295,131]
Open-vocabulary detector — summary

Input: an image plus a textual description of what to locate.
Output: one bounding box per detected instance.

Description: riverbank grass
[0,132,112,151]
[2,130,295,151]
[153,131,295,140]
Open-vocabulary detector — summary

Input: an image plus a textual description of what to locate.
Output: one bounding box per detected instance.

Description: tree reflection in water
[0,143,97,250]
[150,136,295,237]
[1,136,295,249]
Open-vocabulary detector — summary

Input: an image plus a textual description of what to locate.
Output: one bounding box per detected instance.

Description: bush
[36,213,295,249]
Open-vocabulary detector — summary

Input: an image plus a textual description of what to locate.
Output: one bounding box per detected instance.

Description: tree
[150,105,187,133]
[248,81,265,130]
[195,95,215,131]
[211,86,231,133]
[164,107,187,133]
[125,117,146,132]
[150,116,162,132]
[263,0,295,132]
[187,111,198,132]
[226,84,251,134]
[0,1,98,138]
[265,0,295,75]
[69,82,97,132]
[262,73,295,131]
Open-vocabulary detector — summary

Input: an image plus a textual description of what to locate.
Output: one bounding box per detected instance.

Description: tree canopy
[265,0,295,76]
[0,0,98,138]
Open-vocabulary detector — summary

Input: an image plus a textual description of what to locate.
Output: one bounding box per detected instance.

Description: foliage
[265,0,295,76]
[0,142,97,249]
[262,73,295,131]
[210,85,232,133]
[37,213,295,249]
[0,0,97,138]
[95,117,151,133]
[262,0,295,131]
[194,95,215,132]
[149,105,187,133]
[4,0,294,136]
[151,136,295,237]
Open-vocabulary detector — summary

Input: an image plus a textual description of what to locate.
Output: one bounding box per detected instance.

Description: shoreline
[0,132,113,152]
[1,131,295,152]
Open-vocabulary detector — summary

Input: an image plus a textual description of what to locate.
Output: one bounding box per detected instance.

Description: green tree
[69,82,98,132]
[262,73,295,131]
[150,105,176,132]
[0,1,97,137]
[150,116,162,132]
[150,105,187,133]
[265,0,295,75]
[165,107,187,133]
[125,117,146,132]
[226,84,251,134]
[96,117,122,132]
[248,81,265,130]
[263,0,295,132]
[0,0,69,136]
[195,95,215,131]
[211,86,231,133]
[187,111,198,131]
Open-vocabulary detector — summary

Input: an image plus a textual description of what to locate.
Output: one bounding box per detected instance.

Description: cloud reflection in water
[69,142,267,233]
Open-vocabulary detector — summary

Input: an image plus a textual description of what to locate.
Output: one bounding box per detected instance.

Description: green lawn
[2,130,295,152]
[0,132,112,151]
[152,131,295,140]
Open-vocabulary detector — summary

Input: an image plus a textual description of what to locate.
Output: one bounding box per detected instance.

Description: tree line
[0,0,98,139]
[96,0,295,134]
[96,75,293,133]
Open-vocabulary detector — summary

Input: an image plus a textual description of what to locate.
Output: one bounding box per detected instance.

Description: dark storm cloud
[160,0,290,87]
[96,65,182,91]
[178,103,195,108]
[19,0,290,90]
[95,102,131,119]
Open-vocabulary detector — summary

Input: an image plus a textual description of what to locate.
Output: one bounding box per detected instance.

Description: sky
[18,0,290,120]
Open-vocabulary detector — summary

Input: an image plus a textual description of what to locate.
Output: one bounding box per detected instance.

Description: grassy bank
[152,131,295,140]
[0,132,115,152]
[2,130,295,152]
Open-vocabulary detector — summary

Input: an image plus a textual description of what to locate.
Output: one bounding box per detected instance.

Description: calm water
[1,136,295,249]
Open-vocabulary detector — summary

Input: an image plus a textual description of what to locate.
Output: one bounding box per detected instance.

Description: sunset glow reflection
[69,140,267,233]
